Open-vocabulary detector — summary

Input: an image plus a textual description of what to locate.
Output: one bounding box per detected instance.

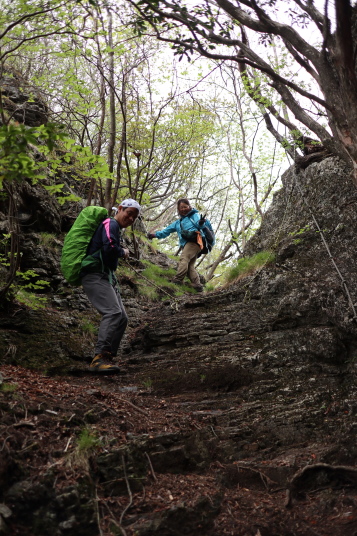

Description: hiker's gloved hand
[198,214,206,226]
[122,248,130,258]
[147,233,156,240]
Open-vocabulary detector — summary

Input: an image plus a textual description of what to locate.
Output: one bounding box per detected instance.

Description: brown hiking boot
[192,285,204,292]
[171,277,184,285]
[89,352,120,373]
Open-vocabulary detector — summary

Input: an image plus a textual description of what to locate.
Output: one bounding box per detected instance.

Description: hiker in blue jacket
[148,198,211,292]
[81,199,141,373]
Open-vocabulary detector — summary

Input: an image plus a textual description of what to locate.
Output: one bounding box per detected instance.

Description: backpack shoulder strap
[188,216,200,230]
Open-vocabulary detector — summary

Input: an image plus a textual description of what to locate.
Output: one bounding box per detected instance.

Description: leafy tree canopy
[128,0,357,182]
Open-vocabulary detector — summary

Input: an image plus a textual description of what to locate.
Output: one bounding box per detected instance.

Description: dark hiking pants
[82,273,128,356]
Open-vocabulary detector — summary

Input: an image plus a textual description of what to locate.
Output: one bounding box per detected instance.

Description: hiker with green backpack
[147,198,215,292]
[61,198,141,373]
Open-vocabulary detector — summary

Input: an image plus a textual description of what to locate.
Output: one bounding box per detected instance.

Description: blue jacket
[155,208,214,248]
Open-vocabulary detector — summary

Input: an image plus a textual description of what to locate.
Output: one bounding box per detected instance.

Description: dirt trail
[1,354,357,535]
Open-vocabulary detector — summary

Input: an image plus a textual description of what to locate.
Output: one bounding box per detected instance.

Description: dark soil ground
[1,363,357,536]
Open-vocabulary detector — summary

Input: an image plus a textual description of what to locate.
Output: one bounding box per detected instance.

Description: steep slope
[2,156,357,535]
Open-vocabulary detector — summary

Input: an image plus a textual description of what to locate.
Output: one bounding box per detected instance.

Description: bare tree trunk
[111,74,127,207]
[87,20,107,207]
[206,243,235,282]
[104,7,115,210]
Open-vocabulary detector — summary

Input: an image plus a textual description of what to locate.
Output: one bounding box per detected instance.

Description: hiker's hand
[123,248,129,258]
[147,233,156,240]
[198,214,206,226]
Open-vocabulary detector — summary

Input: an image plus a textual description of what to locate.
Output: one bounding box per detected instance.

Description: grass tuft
[39,232,58,249]
[80,319,97,335]
[0,382,18,393]
[138,284,159,300]
[225,250,275,284]
[77,428,102,452]
[141,261,176,287]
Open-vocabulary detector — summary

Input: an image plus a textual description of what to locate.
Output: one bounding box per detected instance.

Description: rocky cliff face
[2,156,357,535]
[137,156,357,363]
[0,69,48,127]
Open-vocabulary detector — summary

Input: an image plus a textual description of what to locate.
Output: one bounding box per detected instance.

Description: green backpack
[60,206,109,286]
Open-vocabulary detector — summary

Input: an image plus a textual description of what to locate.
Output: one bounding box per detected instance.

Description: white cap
[119,198,141,212]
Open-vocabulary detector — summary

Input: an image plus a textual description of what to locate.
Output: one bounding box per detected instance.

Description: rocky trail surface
[1,328,357,536]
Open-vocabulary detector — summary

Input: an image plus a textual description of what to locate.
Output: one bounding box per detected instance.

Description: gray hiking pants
[82,273,128,357]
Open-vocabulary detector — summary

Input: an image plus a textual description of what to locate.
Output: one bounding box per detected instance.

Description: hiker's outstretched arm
[155,220,178,239]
